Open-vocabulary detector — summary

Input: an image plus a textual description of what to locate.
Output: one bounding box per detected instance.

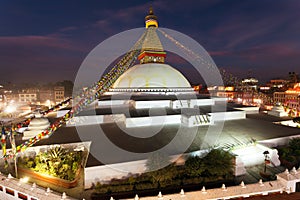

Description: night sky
[1,0,300,85]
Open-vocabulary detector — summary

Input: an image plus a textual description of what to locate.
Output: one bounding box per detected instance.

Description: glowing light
[4,105,16,113]
[20,177,29,183]
[242,78,258,83]
[260,87,270,90]
[225,86,234,91]
[286,90,300,94]
[253,99,262,104]
[145,19,158,28]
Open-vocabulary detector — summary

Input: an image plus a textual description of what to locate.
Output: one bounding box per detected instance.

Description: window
[18,192,28,200]
[5,188,15,196]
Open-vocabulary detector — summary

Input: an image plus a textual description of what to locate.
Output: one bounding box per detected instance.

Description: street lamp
[263,150,270,173]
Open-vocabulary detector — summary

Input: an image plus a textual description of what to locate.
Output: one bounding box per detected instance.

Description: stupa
[108,7,193,94]
[67,7,247,129]
[22,112,50,140]
[268,102,288,117]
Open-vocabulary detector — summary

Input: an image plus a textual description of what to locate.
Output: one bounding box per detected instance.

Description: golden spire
[138,7,166,64]
[145,6,158,28]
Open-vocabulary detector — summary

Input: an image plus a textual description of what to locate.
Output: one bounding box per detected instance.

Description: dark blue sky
[1,0,300,84]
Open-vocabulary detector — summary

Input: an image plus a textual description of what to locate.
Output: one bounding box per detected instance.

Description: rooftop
[16,112,299,167]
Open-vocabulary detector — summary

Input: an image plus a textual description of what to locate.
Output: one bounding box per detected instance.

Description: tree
[289,138,300,152]
[145,152,172,187]
[185,156,205,177]
[293,117,300,124]
[202,149,234,178]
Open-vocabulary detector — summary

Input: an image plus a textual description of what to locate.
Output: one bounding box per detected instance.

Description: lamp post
[263,150,270,173]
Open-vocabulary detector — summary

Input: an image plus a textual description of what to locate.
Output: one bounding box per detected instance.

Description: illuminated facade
[18,89,38,104]
[267,79,287,88]
[0,85,5,110]
[207,86,235,101]
[53,86,65,103]
[274,83,300,111]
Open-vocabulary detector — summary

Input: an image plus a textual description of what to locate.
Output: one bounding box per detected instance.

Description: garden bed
[18,166,81,188]
[17,144,87,188]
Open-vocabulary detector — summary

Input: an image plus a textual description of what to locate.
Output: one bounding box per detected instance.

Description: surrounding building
[267,79,287,88]
[207,86,235,101]
[14,86,66,106]
[241,77,259,91]
[39,89,54,106]
[53,86,65,104]
[18,89,38,104]
[0,85,5,110]
[207,85,262,106]
[273,83,300,115]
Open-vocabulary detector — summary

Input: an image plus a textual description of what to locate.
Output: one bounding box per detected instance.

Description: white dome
[28,118,50,130]
[112,63,191,89]
[23,115,50,140]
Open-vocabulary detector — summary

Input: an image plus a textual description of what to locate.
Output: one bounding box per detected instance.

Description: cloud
[0,35,73,50]
[208,50,231,56]
[208,1,300,51]
[236,43,300,61]
[0,34,86,83]
[59,26,78,32]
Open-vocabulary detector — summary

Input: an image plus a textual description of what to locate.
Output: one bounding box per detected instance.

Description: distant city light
[242,78,258,83]
[260,87,270,90]
[4,105,16,113]
[20,177,29,183]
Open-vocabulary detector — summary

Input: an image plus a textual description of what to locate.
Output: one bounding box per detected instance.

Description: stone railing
[0,173,76,200]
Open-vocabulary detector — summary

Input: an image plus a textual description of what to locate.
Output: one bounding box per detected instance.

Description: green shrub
[18,146,83,181]
[93,149,235,195]
[26,161,35,168]
[286,155,296,163]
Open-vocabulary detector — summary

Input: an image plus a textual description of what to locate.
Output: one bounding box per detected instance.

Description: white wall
[231,144,280,167]
[57,109,69,118]
[135,100,171,109]
[234,156,247,176]
[190,99,215,107]
[209,111,246,122]
[171,100,190,109]
[234,107,259,114]
[98,100,133,107]
[66,114,126,126]
[258,135,300,148]
[125,115,181,128]
[172,99,215,109]
[277,169,300,193]
[84,160,147,188]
